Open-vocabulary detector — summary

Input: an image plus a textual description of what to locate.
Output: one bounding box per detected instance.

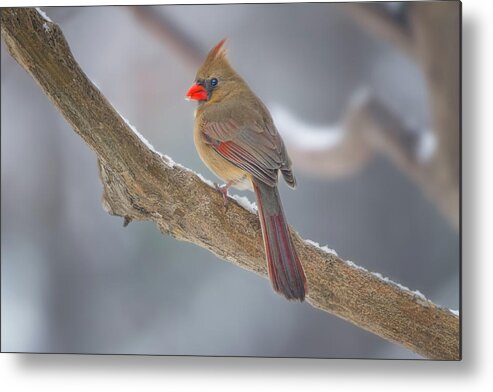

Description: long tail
[252,179,307,301]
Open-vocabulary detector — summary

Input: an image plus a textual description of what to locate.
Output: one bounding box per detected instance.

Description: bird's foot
[214,181,232,207]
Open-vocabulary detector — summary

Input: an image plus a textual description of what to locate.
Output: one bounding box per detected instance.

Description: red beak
[186,83,208,101]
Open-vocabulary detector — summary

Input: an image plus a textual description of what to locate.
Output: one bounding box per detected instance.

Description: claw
[214,181,233,207]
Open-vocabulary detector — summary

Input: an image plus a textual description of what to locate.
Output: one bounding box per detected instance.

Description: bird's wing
[200,116,286,187]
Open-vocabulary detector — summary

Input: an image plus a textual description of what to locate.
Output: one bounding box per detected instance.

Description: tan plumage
[186,39,307,301]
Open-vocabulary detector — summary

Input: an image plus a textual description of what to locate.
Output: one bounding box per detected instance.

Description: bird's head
[185,39,242,104]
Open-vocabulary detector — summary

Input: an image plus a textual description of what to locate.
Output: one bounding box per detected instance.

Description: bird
[185,39,307,301]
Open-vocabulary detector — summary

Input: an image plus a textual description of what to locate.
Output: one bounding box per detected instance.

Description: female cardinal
[186,39,307,301]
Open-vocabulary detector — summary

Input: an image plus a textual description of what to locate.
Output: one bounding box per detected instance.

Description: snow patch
[344,259,368,272]
[449,309,460,316]
[270,105,344,151]
[162,154,179,167]
[119,113,156,153]
[304,239,338,256]
[371,272,428,301]
[231,194,257,213]
[416,128,437,163]
[36,7,52,22]
[342,259,432,302]
[195,172,215,188]
[115,109,178,170]
[160,154,178,168]
[89,78,101,91]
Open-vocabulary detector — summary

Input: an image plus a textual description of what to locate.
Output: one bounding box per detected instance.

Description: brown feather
[190,40,306,300]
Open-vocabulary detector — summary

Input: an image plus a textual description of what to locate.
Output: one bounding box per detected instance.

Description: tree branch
[342,3,416,59]
[348,94,459,229]
[129,5,205,67]
[409,2,460,229]
[342,2,460,229]
[1,8,459,360]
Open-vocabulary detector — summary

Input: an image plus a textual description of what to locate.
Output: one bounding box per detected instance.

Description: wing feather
[199,100,295,188]
[201,118,284,186]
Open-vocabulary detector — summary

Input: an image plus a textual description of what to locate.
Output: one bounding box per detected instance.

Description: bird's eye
[210,78,218,87]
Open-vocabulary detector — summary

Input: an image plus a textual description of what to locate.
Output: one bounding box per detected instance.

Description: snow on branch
[1,8,459,360]
[271,105,345,151]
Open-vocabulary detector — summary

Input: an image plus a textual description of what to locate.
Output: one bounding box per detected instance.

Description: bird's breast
[193,123,251,190]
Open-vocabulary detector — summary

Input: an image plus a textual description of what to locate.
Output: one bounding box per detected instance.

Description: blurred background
[1,2,459,359]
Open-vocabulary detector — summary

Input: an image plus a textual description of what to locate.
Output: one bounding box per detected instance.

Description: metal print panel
[1,2,460,359]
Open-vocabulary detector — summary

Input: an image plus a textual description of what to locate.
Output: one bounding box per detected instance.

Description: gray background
[1,4,459,358]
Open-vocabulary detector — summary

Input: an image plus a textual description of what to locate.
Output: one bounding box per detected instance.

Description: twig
[342,3,415,59]
[348,94,459,229]
[342,2,460,229]
[409,2,460,229]
[1,7,459,360]
[129,5,205,67]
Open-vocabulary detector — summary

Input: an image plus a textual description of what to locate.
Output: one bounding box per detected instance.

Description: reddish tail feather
[252,179,307,301]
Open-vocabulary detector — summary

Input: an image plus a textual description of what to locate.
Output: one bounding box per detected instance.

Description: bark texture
[1,8,459,360]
